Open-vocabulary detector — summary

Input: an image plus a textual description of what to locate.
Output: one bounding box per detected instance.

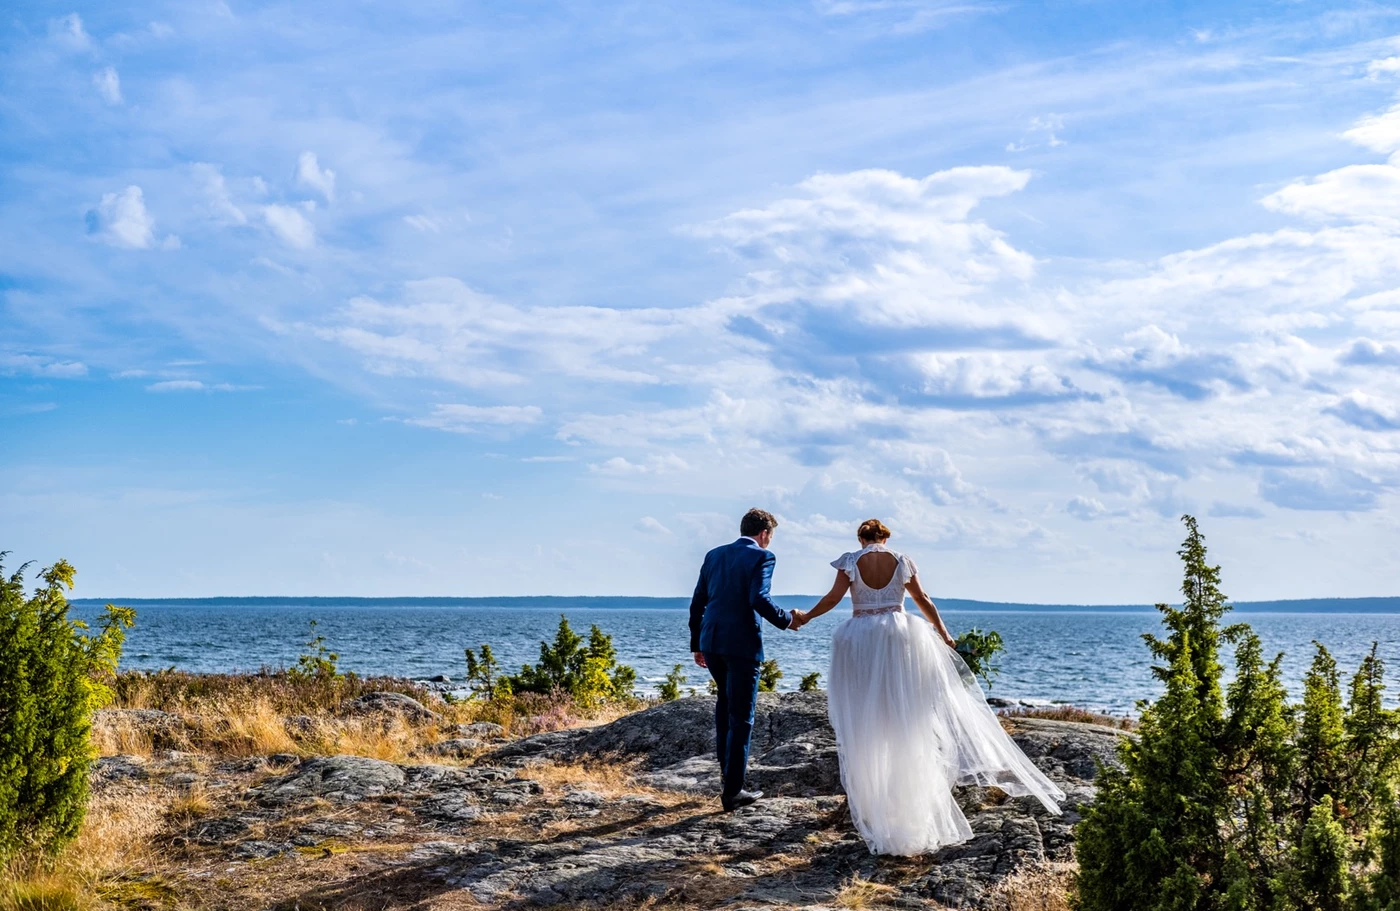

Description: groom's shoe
[722,790,763,812]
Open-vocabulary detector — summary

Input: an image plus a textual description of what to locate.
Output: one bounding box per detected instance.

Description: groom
[689,508,794,811]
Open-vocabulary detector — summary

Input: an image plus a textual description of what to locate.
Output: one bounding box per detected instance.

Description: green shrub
[799,671,821,692]
[464,643,511,699]
[658,664,687,702]
[287,619,346,687]
[758,658,782,693]
[506,616,637,705]
[0,557,133,862]
[1074,517,1400,911]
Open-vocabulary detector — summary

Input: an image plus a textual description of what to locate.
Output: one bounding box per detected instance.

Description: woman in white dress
[790,519,1064,856]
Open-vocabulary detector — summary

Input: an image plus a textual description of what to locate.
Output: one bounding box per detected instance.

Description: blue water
[71,599,1400,715]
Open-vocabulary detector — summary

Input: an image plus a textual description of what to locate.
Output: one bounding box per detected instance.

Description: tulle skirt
[827,609,1066,856]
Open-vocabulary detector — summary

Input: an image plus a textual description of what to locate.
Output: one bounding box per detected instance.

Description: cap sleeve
[830,552,858,582]
[899,553,919,586]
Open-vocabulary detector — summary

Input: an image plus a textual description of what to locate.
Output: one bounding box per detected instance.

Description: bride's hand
[789,610,806,630]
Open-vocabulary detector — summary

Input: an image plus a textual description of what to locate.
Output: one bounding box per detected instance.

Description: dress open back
[826,543,1065,856]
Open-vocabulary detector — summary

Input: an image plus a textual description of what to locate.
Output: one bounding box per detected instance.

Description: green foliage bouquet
[954,627,1005,689]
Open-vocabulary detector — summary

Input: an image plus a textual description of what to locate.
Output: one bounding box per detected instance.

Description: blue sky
[5,1,1400,600]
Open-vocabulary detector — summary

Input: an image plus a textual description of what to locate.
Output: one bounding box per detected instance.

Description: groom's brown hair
[739,508,778,537]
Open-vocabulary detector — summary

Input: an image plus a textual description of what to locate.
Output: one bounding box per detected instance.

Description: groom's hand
[789,610,806,630]
[693,651,707,669]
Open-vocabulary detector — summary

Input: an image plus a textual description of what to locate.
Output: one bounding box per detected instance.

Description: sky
[5,1,1400,601]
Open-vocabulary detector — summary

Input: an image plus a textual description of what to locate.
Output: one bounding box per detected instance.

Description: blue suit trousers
[704,652,760,802]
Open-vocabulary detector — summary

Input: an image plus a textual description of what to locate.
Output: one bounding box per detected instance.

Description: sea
[70,596,1400,716]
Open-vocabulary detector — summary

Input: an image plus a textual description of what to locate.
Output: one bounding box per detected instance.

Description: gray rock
[283,715,317,737]
[93,709,190,749]
[457,722,507,740]
[254,755,407,804]
[425,738,484,758]
[232,840,288,860]
[345,691,440,724]
[92,754,148,788]
[188,815,253,846]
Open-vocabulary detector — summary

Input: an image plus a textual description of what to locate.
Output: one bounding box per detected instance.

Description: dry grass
[999,705,1136,731]
[833,874,901,909]
[101,670,646,762]
[988,863,1075,911]
[1,785,176,911]
[514,759,648,796]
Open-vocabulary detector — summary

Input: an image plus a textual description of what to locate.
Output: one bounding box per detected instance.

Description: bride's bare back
[855,551,898,589]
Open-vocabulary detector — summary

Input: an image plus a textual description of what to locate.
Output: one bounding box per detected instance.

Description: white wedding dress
[827,543,1065,856]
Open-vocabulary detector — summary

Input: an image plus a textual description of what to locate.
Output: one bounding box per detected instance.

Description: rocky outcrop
[345,691,441,724]
[106,692,1127,910]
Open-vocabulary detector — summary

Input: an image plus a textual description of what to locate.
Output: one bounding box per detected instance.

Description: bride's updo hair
[857,518,891,543]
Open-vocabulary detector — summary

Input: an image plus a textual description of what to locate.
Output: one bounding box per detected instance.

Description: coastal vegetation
[1076,516,1400,911]
[0,557,132,864]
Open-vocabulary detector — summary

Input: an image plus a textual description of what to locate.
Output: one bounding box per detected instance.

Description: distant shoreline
[68,594,1400,614]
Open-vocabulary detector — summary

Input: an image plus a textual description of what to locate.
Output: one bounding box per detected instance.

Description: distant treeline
[67,594,1400,613]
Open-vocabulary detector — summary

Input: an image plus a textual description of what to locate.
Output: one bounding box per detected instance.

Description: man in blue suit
[689,508,794,811]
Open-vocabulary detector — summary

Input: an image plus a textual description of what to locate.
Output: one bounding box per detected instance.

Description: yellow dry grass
[1,785,174,911]
[833,874,901,909]
[514,758,647,795]
[988,862,1075,911]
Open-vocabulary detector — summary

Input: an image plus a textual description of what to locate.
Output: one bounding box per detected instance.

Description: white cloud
[1367,57,1400,79]
[590,454,691,475]
[405,403,543,433]
[86,186,155,249]
[49,13,92,51]
[193,163,247,225]
[1066,496,1111,520]
[263,204,315,249]
[1263,163,1400,223]
[635,516,673,535]
[146,380,205,392]
[1342,104,1400,153]
[92,67,122,105]
[0,354,88,378]
[1325,391,1400,431]
[295,151,336,203]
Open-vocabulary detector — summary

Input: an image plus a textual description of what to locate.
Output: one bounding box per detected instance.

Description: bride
[790,519,1064,856]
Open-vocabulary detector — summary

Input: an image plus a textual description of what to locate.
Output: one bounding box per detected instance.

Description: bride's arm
[791,571,850,629]
[907,575,956,647]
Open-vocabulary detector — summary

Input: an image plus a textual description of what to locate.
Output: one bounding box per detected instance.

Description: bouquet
[954,627,1005,690]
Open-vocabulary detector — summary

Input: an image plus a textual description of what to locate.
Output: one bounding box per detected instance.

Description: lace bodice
[831,543,919,613]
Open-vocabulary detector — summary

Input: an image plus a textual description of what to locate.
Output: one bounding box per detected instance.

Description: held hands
[789,609,808,631]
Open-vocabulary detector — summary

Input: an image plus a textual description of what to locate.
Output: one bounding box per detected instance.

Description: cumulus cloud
[263,204,315,249]
[1083,326,1248,400]
[1342,104,1400,153]
[92,67,122,104]
[86,186,155,249]
[1325,391,1400,431]
[295,152,336,202]
[404,403,543,433]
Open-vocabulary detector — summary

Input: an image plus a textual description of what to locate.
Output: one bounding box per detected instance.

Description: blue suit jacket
[689,537,792,660]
